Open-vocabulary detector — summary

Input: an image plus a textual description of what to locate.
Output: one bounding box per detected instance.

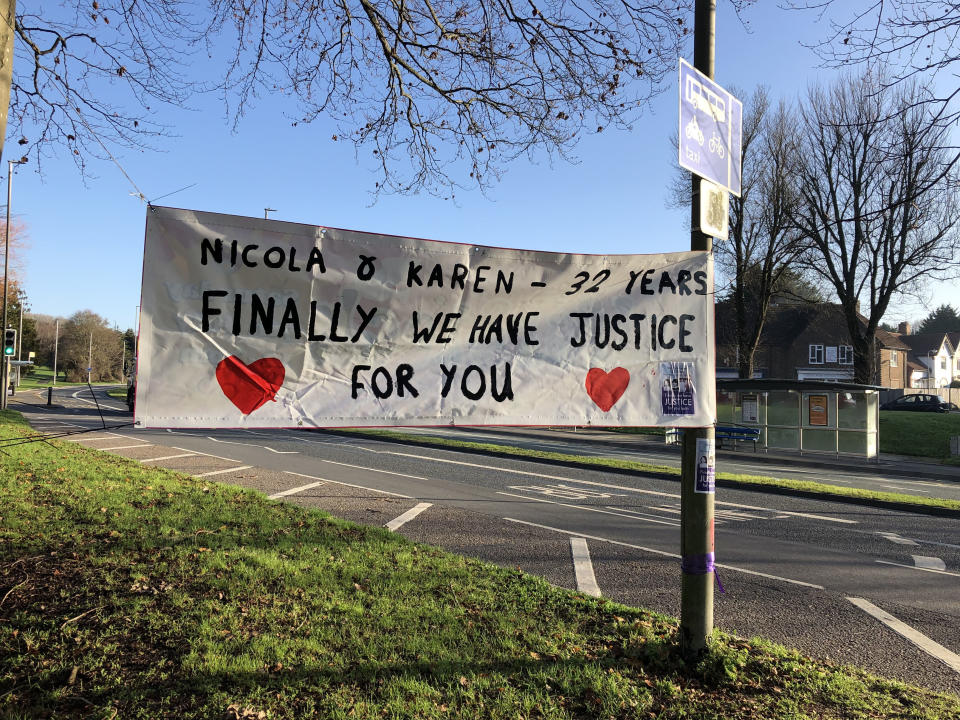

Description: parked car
[880,394,953,413]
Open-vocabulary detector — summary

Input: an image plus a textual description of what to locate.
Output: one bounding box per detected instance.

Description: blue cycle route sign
[678,58,742,197]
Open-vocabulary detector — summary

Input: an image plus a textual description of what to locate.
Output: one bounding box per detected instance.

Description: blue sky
[9,3,959,331]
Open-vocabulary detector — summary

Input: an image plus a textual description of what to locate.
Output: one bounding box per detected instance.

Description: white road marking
[603,506,680,527]
[364,449,858,524]
[385,502,433,531]
[877,532,919,546]
[141,453,198,462]
[497,491,679,526]
[206,436,299,454]
[269,481,327,499]
[73,432,129,442]
[68,389,126,411]
[193,466,253,478]
[882,484,930,494]
[96,444,153,451]
[570,538,602,597]
[876,560,960,577]
[846,597,960,674]
[171,446,239,462]
[504,518,825,589]
[313,457,432,483]
[912,555,947,571]
[283,471,413,498]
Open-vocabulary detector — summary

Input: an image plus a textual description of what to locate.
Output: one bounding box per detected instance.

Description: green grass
[1,411,958,719]
[16,365,119,390]
[343,430,960,514]
[879,411,960,460]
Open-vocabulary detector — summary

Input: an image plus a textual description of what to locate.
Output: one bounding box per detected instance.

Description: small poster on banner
[808,395,828,426]
[695,438,715,494]
[660,362,696,416]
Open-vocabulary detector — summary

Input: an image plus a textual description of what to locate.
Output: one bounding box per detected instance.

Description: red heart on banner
[215,356,285,415]
[585,367,630,412]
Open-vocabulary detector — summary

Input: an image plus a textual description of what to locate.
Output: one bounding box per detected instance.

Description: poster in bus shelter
[135,207,716,429]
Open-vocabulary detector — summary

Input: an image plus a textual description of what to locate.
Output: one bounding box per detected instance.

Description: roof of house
[899,332,953,356]
[715,301,912,350]
[948,332,960,352]
[873,324,911,351]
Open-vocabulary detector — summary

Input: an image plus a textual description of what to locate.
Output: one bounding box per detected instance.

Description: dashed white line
[170,446,239,463]
[847,597,960,674]
[194,466,253,478]
[283,471,412,498]
[570,538,601,597]
[206,436,299,454]
[96,444,153,451]
[911,555,947,571]
[877,532,919,546]
[503,517,825,589]
[385,502,433,531]
[269,480,327,499]
[141,453,198,462]
[876,560,960,577]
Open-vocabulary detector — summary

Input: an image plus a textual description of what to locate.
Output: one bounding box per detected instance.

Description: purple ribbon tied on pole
[681,552,725,593]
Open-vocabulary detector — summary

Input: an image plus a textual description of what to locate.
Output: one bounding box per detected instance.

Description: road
[9,385,960,694]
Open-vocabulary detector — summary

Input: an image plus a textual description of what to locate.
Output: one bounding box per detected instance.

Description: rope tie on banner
[681,552,725,593]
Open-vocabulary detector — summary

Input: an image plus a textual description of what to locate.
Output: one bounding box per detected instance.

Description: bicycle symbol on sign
[708,132,725,159]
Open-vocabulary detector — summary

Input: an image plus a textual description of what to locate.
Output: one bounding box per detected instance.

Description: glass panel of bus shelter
[716,390,736,423]
[766,391,798,426]
[802,428,838,452]
[767,427,799,449]
[838,392,867,429]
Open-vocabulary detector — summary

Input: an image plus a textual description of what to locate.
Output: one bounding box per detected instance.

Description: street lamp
[264,208,277,219]
[1,159,26,410]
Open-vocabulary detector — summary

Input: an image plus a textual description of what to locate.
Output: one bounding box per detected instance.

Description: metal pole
[87,331,93,384]
[1,160,12,409]
[680,0,717,659]
[15,294,21,386]
[52,318,58,386]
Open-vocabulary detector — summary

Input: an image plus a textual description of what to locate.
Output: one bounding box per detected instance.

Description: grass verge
[879,411,960,460]
[341,430,960,514]
[1,411,958,719]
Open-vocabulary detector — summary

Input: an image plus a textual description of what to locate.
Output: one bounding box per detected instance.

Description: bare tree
[59,310,123,382]
[792,73,960,384]
[789,1,960,99]
[13,1,758,195]
[725,93,808,378]
[669,86,807,378]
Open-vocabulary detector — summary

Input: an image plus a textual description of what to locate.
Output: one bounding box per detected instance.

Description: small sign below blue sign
[678,58,742,197]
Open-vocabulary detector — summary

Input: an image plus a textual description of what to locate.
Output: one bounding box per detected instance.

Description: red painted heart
[216,355,285,415]
[585,367,630,412]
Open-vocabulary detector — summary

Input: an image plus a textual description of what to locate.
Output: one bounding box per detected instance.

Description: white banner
[136,207,715,428]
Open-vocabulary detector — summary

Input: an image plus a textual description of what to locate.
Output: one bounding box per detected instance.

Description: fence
[879,387,960,406]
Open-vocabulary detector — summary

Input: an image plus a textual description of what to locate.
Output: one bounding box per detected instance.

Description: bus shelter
[715,379,881,459]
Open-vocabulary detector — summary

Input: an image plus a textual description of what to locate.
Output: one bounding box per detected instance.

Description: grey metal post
[87,331,93,384]
[680,0,717,659]
[15,295,21,385]
[52,319,58,386]
[1,160,13,409]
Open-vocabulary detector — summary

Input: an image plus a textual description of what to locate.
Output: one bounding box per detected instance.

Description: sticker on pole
[135,207,716,429]
[695,438,715,494]
[678,59,742,196]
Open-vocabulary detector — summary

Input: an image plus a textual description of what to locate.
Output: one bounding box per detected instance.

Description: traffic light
[3,329,15,357]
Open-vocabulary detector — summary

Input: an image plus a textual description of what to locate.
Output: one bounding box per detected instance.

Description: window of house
[809,344,824,364]
[838,346,854,365]
[941,357,947,370]
[889,351,898,367]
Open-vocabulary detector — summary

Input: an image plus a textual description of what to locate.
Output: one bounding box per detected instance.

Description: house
[897,327,959,388]
[715,302,909,387]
